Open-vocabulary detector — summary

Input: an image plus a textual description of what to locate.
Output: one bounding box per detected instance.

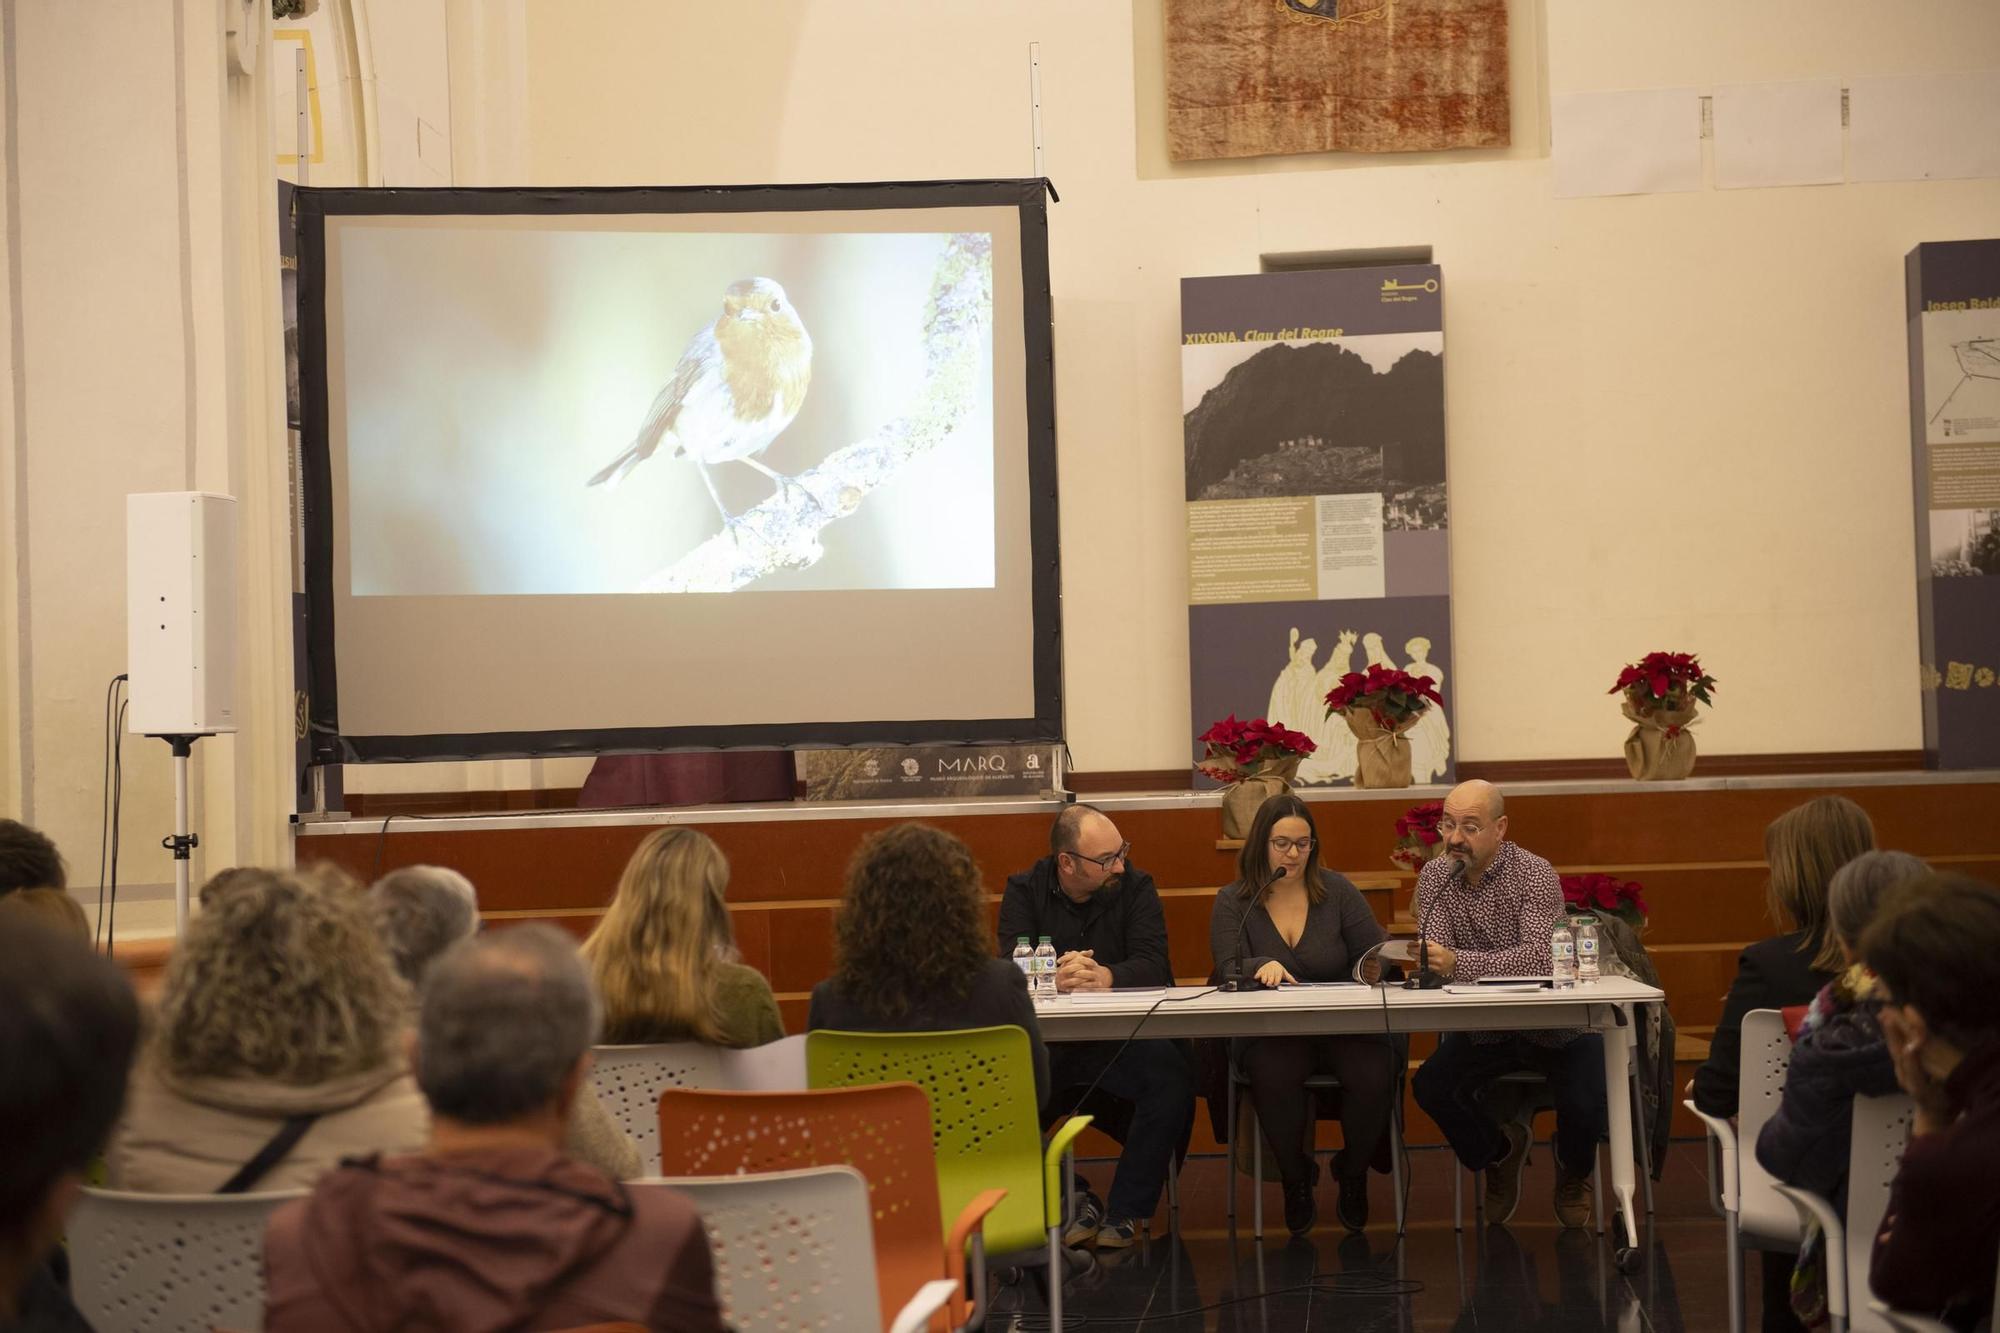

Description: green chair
[807,1025,1092,1330]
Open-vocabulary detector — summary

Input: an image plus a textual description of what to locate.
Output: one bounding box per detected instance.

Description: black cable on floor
[106,696,128,956]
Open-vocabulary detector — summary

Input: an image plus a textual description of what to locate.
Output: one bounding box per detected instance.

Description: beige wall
[2,0,288,916]
[514,0,2000,771]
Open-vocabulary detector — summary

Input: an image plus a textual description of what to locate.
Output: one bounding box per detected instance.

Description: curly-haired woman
[106,867,427,1193]
[583,827,782,1048]
[809,822,1049,1109]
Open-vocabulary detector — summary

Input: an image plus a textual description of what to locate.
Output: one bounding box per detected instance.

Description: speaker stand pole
[158,735,202,937]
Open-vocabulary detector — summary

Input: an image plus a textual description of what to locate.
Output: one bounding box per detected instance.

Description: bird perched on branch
[587,277,815,531]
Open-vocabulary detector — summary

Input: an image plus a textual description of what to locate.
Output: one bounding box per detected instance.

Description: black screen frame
[296,179,1063,763]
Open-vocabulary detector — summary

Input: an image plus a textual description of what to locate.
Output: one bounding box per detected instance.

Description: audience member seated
[0,887,90,941]
[1,916,141,1333]
[810,821,1050,1109]
[1860,874,2000,1333]
[105,867,427,1193]
[0,818,65,897]
[583,826,782,1047]
[1406,780,1604,1232]
[1210,792,1398,1236]
[370,865,641,1180]
[1689,794,1874,1333]
[1000,804,1194,1248]
[1756,849,1929,1330]
[264,925,726,1332]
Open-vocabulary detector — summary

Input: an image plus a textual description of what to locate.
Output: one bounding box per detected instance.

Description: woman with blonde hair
[584,826,781,1047]
[106,866,426,1193]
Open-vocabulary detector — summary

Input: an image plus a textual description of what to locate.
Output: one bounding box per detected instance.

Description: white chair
[719,1033,807,1089]
[591,1037,809,1173]
[1772,1092,1915,1333]
[1686,1008,1800,1333]
[66,1186,306,1333]
[1864,1305,1953,1333]
[641,1166,958,1333]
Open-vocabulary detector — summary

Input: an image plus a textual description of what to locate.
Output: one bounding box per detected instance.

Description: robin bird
[587,277,815,532]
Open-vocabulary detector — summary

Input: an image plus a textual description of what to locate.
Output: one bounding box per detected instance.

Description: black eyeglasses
[1268,836,1315,855]
[1072,841,1132,870]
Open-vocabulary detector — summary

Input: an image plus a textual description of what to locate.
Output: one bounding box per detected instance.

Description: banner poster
[798,744,1060,801]
[1182,266,1456,787]
[1908,240,2000,769]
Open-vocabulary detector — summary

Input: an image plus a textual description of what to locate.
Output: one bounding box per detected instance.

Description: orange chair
[658,1083,1004,1332]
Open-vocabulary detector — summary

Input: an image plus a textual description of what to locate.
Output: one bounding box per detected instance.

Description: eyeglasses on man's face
[1436,819,1488,838]
[1073,841,1131,871]
[1268,836,1315,855]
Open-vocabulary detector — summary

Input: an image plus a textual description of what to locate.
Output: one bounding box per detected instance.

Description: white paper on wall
[1552,89,1705,199]
[1712,80,1844,190]
[1850,71,2000,183]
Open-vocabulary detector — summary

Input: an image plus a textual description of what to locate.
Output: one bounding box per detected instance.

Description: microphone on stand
[1220,869,1288,993]
[1406,857,1467,991]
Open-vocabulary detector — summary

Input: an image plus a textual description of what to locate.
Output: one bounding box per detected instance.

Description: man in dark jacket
[264,926,726,1332]
[998,804,1194,1248]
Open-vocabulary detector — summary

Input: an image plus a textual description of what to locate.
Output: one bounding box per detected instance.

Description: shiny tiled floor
[987,1140,1755,1331]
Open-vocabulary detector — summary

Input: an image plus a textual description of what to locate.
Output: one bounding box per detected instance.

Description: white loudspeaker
[127,492,237,736]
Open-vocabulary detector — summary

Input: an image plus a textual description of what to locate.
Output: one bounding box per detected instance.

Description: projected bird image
[586,277,817,539]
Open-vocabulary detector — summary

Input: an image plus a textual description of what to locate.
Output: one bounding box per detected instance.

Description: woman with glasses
[1208,792,1397,1235]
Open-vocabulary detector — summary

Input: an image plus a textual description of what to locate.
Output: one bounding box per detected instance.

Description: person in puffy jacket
[1756,850,1929,1330]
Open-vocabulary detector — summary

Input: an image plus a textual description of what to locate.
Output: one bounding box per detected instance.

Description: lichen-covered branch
[637,233,995,594]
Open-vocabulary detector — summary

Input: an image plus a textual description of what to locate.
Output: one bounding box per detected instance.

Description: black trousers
[1239,1034,1399,1188]
[1046,1039,1195,1222]
[1412,1032,1607,1179]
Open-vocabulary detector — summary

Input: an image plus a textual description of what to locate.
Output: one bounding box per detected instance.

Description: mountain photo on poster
[1181,334,1446,528]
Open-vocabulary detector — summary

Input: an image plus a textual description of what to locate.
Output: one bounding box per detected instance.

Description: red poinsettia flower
[1608,651,1718,708]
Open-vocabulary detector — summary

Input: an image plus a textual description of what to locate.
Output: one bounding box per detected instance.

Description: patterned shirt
[1414,841,1579,1046]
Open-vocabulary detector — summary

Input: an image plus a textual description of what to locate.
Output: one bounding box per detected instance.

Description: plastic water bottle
[1012,936,1033,983]
[1033,936,1058,1002]
[1551,920,1577,990]
[1576,916,1601,986]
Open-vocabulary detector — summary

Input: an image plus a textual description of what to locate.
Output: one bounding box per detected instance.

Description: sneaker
[1095,1217,1142,1249]
[1483,1121,1531,1226]
[1283,1177,1317,1236]
[1554,1170,1594,1230]
[1336,1172,1370,1232]
[1062,1190,1104,1247]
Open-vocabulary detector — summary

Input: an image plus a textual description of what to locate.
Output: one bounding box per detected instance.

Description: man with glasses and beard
[1408,779,1606,1230]
[999,804,1194,1249]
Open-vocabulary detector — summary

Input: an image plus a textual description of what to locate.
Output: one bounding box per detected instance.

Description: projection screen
[297,181,1061,762]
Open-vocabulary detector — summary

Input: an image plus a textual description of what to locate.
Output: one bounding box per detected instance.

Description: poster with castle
[1182,266,1456,786]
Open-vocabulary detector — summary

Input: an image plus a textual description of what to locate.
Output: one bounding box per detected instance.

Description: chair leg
[1251,1098,1264,1240]
[1047,1225,1064,1331]
[1452,1152,1463,1232]
[1593,1145,1606,1237]
[1390,1106,1407,1236]
[1725,1214,1745,1333]
[1227,1082,1238,1228]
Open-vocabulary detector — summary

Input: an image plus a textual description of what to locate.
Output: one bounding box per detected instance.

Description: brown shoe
[1483,1122,1531,1225]
[1554,1170,1594,1230]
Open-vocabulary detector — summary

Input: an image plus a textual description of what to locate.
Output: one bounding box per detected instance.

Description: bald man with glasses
[999,804,1194,1249]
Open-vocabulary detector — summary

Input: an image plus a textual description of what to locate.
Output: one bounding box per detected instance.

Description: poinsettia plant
[1324,664,1444,730]
[1560,873,1650,930]
[1610,652,1717,714]
[1197,714,1316,783]
[1389,800,1444,873]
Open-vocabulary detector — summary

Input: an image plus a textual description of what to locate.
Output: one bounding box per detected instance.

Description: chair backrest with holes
[67,1186,305,1333]
[719,1033,808,1090]
[806,1025,1045,1255]
[589,1042,727,1172]
[1845,1092,1916,1333]
[658,1083,945,1330]
[1738,1009,1801,1243]
[641,1167,884,1332]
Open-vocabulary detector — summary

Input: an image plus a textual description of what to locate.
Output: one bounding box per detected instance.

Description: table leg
[1600,1003,1641,1261]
